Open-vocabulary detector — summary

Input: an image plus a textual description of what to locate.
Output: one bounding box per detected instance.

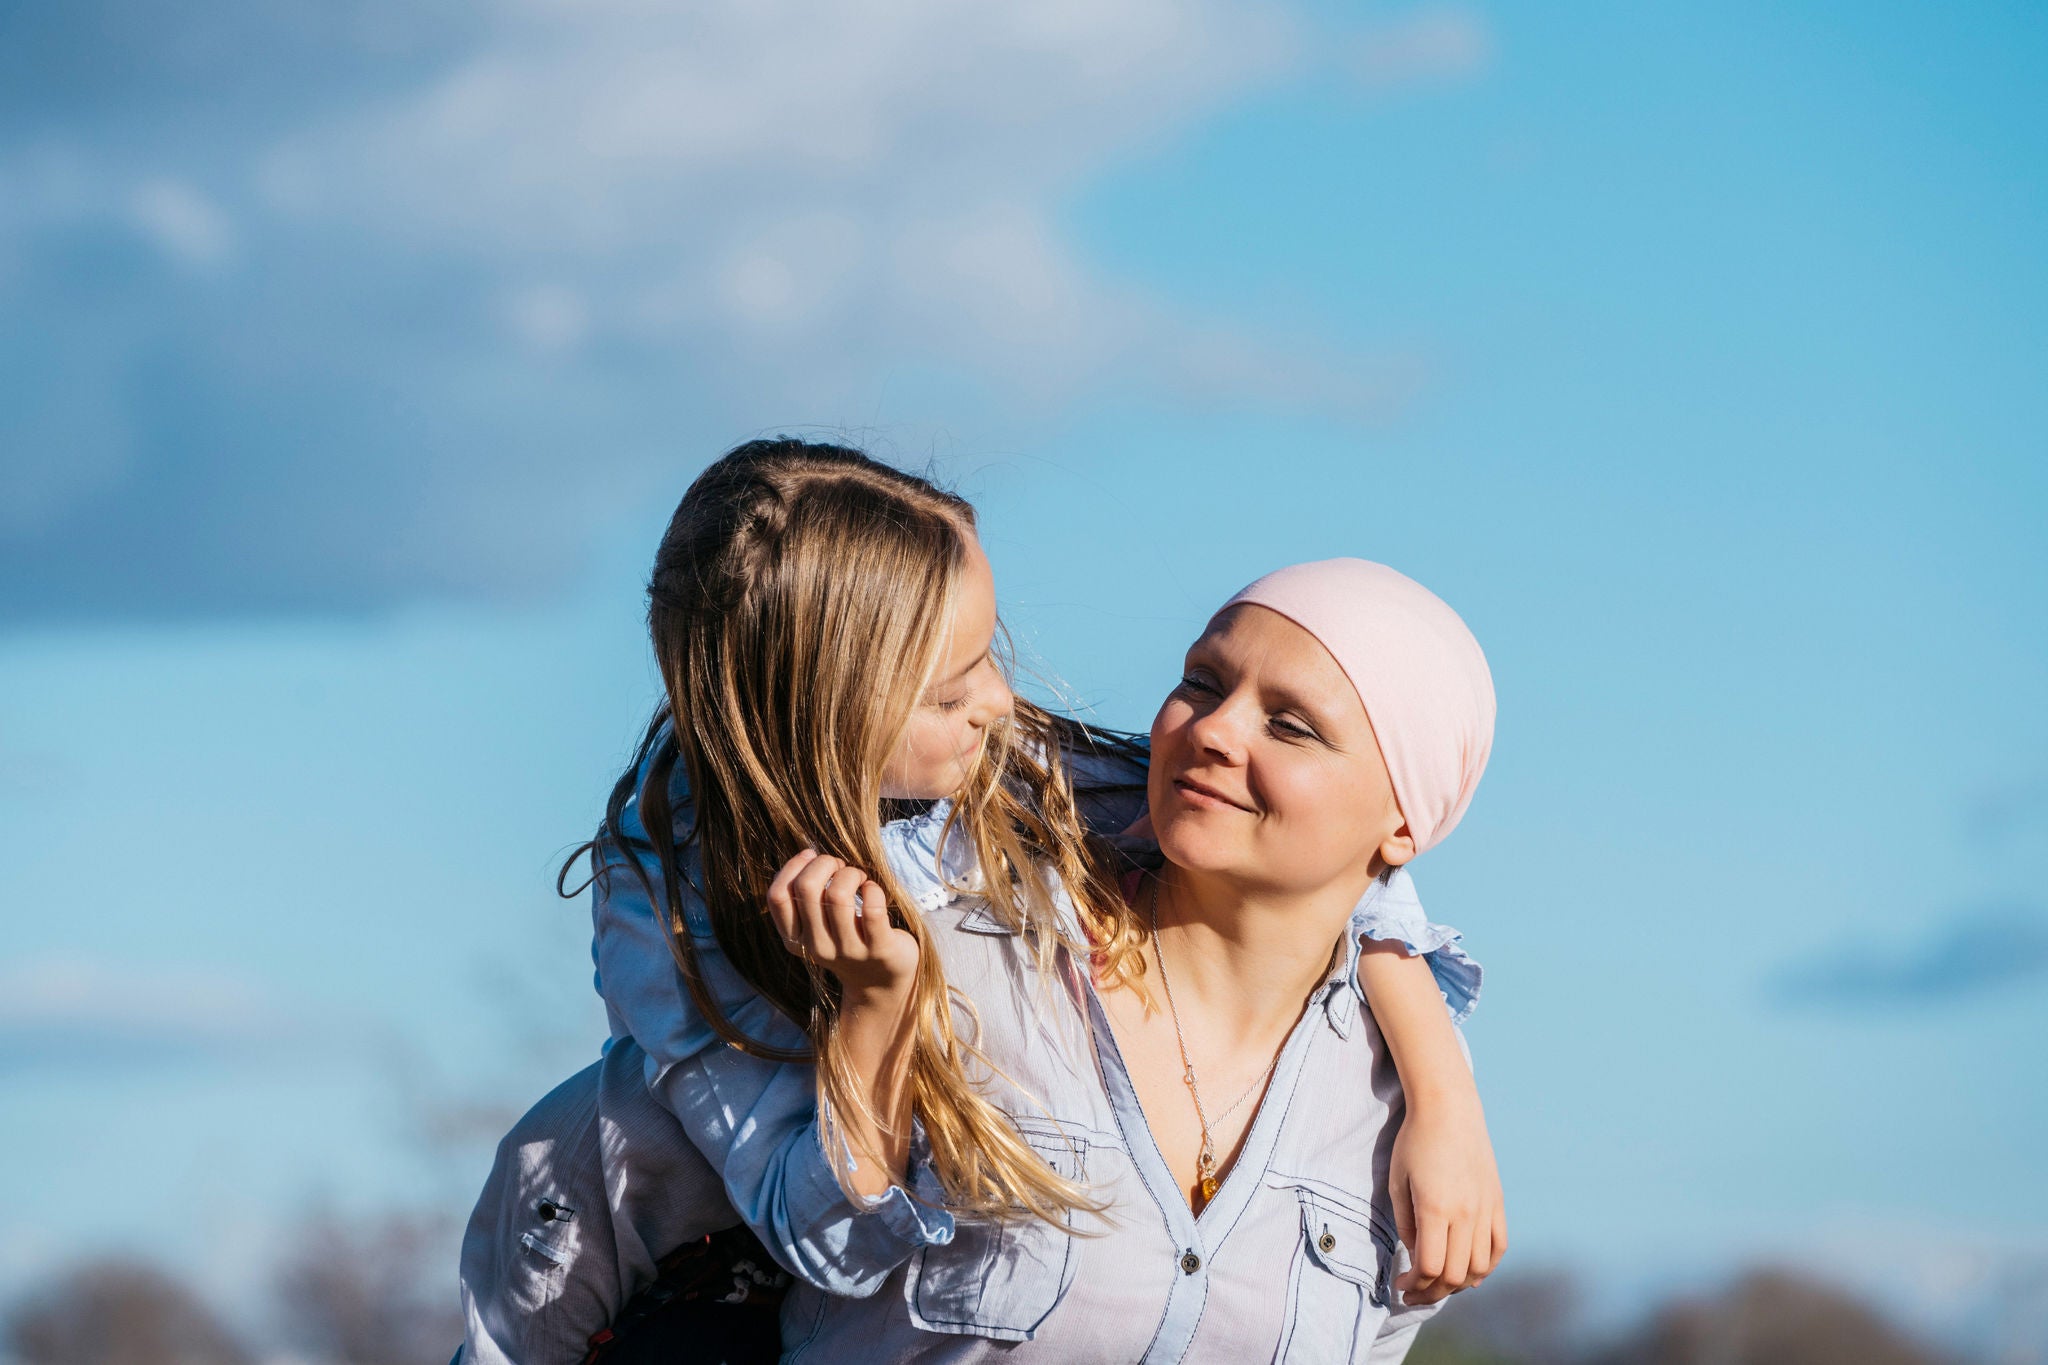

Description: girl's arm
[761,848,921,1201]
[592,777,953,1298]
[1350,867,1505,1304]
[1356,944,1507,1303]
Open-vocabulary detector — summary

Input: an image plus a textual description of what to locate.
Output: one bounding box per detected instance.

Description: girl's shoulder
[877,798,977,912]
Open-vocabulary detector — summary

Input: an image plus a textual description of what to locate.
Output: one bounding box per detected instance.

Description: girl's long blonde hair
[570,439,1145,1225]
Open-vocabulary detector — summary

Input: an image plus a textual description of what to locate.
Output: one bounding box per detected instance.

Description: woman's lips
[1172,775,1253,813]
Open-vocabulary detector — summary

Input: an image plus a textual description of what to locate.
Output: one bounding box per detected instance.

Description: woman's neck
[1147,863,1374,1037]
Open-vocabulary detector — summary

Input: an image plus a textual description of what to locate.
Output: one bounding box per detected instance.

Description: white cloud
[129,177,237,269]
[501,281,592,354]
[1349,5,1494,92]
[0,0,1494,620]
[260,0,1303,407]
[0,955,291,1064]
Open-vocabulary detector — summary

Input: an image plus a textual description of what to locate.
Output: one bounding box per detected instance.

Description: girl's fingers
[765,850,821,944]
[1390,1174,1422,1292]
[1391,1172,1417,1255]
[798,864,852,957]
[1438,1216,1474,1293]
[1412,1210,1448,1290]
[1467,1206,1497,1281]
[799,862,867,959]
[819,865,869,957]
[855,881,889,950]
[786,854,846,953]
[1473,1200,1507,1281]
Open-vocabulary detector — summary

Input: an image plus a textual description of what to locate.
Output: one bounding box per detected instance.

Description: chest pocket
[902,1125,1087,1343]
[1275,1185,1398,1364]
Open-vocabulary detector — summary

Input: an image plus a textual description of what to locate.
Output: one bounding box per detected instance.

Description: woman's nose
[1188,702,1248,763]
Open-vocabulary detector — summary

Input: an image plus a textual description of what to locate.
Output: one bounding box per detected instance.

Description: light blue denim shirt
[589,739,1477,1295]
[587,760,957,1297]
[776,801,1467,1363]
[461,735,1481,1361]
[459,1035,733,1363]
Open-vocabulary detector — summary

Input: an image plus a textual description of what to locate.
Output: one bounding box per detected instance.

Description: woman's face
[880,532,1014,801]
[1149,604,1413,897]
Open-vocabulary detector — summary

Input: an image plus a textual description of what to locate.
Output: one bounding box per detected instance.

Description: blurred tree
[1593,1269,1956,1365]
[273,1212,463,1365]
[1409,1333,1522,1365]
[5,1259,252,1365]
[1415,1271,1584,1365]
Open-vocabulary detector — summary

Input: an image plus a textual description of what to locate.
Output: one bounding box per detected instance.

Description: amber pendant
[1196,1146,1220,1205]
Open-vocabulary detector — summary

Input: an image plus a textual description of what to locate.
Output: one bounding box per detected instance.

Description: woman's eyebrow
[1263,681,1340,731]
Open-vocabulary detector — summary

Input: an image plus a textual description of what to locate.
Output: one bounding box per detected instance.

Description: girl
[459,441,1500,1361]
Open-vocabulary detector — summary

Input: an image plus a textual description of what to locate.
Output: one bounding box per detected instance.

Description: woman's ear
[1378,823,1417,869]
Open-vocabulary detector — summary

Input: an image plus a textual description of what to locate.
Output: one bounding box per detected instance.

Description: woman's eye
[1177,674,1216,696]
[1271,717,1314,740]
[934,696,967,713]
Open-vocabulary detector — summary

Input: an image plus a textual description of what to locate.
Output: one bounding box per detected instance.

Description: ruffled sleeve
[1355,866,1483,1024]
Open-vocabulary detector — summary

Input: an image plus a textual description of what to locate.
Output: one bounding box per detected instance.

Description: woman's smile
[1170,773,1255,813]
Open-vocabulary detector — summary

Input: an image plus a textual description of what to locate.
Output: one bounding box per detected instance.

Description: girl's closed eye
[1270,715,1317,741]
[1177,672,1218,696]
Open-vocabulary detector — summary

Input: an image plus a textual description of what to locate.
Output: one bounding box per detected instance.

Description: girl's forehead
[935,535,998,666]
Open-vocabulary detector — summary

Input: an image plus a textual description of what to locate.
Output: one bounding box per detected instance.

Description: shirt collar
[880,797,978,914]
[1316,870,1395,1039]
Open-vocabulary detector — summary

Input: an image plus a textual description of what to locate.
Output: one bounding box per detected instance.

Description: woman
[767,557,1497,1362]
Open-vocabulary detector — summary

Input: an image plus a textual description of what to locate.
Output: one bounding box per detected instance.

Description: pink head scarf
[1220,558,1495,855]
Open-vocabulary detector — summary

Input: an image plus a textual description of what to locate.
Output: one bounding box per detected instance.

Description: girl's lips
[1172,776,1252,813]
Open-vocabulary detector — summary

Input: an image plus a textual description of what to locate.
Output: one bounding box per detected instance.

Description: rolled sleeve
[589,753,952,1295]
[824,1122,957,1252]
[653,1014,954,1297]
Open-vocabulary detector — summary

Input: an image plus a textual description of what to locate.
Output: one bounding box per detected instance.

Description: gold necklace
[1148,875,1279,1207]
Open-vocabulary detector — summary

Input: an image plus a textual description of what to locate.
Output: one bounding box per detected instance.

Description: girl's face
[1149,604,1414,897]
[880,532,1014,800]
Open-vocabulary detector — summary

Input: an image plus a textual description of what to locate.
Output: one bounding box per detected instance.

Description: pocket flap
[904,1124,1089,1342]
[1294,1189,1393,1299]
[1014,1122,1089,1181]
[955,903,1016,936]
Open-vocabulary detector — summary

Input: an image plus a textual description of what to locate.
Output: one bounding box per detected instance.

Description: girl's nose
[973,671,1014,730]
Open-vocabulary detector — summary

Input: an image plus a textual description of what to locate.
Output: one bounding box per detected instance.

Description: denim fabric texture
[459,735,1477,1362]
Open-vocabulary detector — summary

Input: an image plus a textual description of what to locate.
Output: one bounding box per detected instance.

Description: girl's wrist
[839,971,916,1003]
[838,977,918,1029]
[1403,1071,1484,1116]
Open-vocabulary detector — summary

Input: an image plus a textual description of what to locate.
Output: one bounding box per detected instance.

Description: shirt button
[1180,1250,1202,1275]
[1318,1231,1338,1254]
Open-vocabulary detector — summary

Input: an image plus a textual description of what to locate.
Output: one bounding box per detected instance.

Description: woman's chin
[1152,817,1245,877]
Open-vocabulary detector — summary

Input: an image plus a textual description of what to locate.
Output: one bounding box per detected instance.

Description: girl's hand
[1389,1091,1508,1303]
[765,849,920,996]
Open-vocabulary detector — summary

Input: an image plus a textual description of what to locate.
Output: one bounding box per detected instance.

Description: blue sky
[2,0,2045,1350]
